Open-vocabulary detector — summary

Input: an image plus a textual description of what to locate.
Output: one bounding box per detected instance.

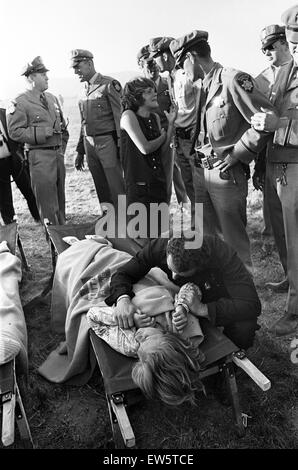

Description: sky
[1,0,296,99]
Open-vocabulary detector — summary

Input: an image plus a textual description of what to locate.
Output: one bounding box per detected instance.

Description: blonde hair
[131,332,202,407]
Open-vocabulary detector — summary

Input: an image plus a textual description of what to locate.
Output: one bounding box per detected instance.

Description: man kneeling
[105,232,261,352]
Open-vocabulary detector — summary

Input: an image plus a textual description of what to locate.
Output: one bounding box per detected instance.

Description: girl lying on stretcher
[87,282,206,407]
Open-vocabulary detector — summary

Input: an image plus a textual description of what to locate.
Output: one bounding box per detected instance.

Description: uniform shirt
[172,69,201,129]
[254,60,292,170]
[78,72,122,142]
[154,76,171,129]
[105,235,261,327]
[0,119,11,159]
[266,60,298,163]
[255,59,292,102]
[6,90,63,149]
[201,62,277,164]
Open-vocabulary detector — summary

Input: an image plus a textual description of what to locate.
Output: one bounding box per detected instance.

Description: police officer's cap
[282,5,298,43]
[21,56,49,77]
[260,25,286,49]
[137,45,150,64]
[70,49,94,67]
[170,30,209,66]
[149,37,175,58]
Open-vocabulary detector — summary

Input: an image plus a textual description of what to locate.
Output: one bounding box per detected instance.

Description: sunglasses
[262,43,275,54]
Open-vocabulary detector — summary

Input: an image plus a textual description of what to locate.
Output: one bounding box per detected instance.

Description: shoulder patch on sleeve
[236,73,254,93]
[112,80,122,93]
[7,101,16,114]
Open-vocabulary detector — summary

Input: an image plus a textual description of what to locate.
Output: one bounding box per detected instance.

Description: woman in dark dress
[120,77,177,237]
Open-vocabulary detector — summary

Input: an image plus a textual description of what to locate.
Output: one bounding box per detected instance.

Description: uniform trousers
[261,188,274,242]
[84,134,125,209]
[28,147,65,225]
[175,137,196,205]
[161,145,188,205]
[268,163,298,317]
[194,163,252,268]
[173,161,188,204]
[0,154,39,224]
[265,163,287,274]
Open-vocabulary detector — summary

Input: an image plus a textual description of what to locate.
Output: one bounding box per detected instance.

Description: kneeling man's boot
[273,312,298,337]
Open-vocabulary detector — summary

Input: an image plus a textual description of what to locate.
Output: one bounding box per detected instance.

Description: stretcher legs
[108,393,136,449]
[0,359,33,448]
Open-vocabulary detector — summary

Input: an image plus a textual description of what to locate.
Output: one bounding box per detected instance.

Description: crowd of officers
[1,4,298,337]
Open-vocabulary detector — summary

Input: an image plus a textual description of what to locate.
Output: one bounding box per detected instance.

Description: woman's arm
[121,110,166,154]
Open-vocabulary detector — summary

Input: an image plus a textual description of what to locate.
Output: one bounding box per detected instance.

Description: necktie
[40,93,49,110]
[190,88,207,155]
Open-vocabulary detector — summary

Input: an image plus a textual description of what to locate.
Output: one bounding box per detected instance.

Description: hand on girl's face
[134,311,155,329]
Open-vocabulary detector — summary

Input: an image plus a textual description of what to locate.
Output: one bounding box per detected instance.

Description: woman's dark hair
[122,77,156,112]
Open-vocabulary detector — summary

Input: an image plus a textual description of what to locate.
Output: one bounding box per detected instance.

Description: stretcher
[0,221,33,448]
[44,218,271,448]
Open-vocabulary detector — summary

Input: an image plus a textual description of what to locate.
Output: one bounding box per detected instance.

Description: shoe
[272,313,298,337]
[265,278,289,293]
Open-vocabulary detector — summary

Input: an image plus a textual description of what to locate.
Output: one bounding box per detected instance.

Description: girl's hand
[172,305,188,332]
[134,311,155,329]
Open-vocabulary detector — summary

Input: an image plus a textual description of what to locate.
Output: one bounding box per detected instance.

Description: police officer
[170,30,277,269]
[7,57,67,225]
[251,5,298,336]
[0,107,40,224]
[150,36,198,209]
[254,25,292,291]
[71,49,125,209]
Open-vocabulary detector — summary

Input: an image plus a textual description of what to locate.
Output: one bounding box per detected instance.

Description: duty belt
[194,151,232,181]
[175,127,193,140]
[28,145,61,151]
[87,130,117,138]
[195,153,222,170]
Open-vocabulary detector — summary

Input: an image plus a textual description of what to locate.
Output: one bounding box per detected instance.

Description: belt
[195,153,221,170]
[175,127,193,140]
[195,153,232,180]
[86,130,116,138]
[136,181,162,188]
[29,145,61,151]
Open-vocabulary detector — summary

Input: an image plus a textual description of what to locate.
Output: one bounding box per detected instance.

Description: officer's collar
[203,62,222,92]
[88,72,99,85]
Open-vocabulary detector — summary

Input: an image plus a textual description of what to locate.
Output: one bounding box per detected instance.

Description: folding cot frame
[0,220,30,272]
[43,219,271,448]
[0,221,33,448]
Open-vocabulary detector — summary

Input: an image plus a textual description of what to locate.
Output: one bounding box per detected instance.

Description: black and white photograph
[1,0,298,454]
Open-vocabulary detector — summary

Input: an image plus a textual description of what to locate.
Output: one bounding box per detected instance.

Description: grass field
[3,97,298,450]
